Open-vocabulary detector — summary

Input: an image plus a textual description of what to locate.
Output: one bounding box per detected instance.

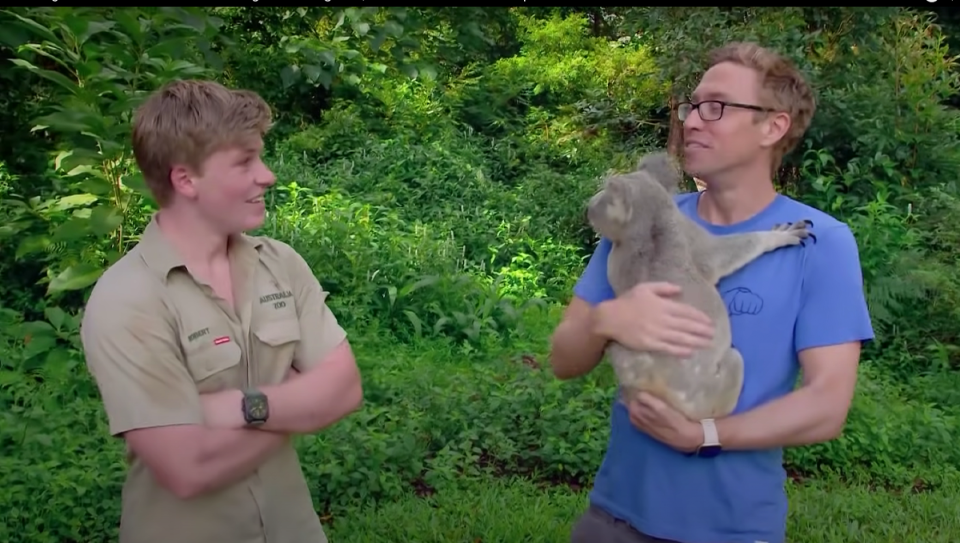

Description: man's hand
[593,282,715,357]
[625,391,703,453]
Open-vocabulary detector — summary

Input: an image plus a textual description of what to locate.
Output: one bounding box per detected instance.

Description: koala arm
[690,225,811,284]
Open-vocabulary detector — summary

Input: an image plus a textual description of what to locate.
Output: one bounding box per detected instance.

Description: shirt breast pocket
[185,341,243,393]
[252,319,302,383]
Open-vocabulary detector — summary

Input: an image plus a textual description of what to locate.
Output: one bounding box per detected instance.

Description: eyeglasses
[676,100,775,122]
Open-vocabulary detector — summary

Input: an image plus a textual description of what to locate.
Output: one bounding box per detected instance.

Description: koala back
[601,183,742,419]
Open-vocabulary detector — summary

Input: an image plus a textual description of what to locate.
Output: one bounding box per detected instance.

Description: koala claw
[772,219,815,230]
[771,219,817,246]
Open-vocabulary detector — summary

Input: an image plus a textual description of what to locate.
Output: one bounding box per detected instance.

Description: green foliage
[2,332,958,541]
[261,183,552,344]
[1,6,960,542]
[0,7,223,317]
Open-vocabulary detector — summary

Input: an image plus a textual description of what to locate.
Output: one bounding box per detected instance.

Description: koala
[586,151,816,420]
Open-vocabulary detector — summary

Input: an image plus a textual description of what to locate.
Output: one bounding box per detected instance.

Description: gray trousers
[571,504,681,543]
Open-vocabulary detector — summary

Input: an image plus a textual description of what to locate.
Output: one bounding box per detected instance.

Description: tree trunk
[667,95,683,157]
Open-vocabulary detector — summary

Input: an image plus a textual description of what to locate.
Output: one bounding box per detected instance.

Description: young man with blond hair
[552,42,874,543]
[80,79,363,543]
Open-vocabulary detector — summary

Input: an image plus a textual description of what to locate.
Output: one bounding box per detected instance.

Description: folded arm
[123,424,288,499]
[261,338,362,432]
[206,339,362,434]
[226,243,362,434]
[79,288,287,501]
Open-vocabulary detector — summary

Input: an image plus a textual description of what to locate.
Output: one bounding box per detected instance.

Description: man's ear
[169,164,198,200]
[760,111,792,149]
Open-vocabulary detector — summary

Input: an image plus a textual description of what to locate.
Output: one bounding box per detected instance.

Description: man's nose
[259,167,277,187]
[682,107,705,130]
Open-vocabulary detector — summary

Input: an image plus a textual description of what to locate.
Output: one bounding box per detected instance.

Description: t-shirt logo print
[722,287,764,317]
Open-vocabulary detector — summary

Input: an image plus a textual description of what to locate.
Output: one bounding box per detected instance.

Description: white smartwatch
[695,418,722,458]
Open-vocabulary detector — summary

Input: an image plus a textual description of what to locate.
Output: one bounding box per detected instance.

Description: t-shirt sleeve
[285,248,348,372]
[794,224,875,352]
[573,237,617,306]
[80,287,204,437]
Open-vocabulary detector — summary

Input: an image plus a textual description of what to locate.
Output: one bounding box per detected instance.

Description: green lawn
[326,476,960,543]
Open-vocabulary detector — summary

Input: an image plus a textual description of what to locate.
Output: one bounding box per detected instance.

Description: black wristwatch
[241,389,269,426]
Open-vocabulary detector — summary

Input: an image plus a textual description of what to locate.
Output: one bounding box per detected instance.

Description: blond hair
[706,42,816,168]
[131,79,273,206]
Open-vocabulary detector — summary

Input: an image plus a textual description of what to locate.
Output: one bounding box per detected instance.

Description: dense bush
[1,6,959,542]
[4,322,957,541]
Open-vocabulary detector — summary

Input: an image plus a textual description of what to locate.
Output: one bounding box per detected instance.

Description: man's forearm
[715,384,848,450]
[257,349,362,434]
[185,427,288,497]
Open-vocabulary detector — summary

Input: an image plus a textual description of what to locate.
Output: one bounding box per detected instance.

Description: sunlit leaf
[47,263,104,294]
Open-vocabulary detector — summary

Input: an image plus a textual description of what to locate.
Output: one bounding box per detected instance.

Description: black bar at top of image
[5,1,949,10]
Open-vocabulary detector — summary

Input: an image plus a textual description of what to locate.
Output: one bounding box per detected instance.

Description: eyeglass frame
[675,100,776,122]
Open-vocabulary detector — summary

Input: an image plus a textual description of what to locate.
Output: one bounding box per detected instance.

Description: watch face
[244,393,268,423]
[248,397,267,419]
[698,445,722,458]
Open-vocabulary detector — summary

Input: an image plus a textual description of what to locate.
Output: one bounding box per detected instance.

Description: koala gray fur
[586,151,816,420]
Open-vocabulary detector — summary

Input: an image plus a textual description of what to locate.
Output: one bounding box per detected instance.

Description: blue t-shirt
[574,192,875,543]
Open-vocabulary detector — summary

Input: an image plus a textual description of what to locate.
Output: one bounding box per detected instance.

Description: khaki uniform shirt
[80,216,346,543]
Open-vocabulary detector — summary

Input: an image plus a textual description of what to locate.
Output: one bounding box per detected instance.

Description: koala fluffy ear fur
[636,151,683,195]
[587,176,633,242]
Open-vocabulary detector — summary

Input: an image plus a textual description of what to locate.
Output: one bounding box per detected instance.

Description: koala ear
[587,178,632,242]
[637,151,682,194]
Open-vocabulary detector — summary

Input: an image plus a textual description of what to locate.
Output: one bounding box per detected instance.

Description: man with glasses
[550,42,874,543]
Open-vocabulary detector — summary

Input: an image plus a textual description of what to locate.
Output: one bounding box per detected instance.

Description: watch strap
[700,418,720,446]
[695,418,722,458]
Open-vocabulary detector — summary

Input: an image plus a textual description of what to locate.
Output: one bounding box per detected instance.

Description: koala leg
[698,220,816,283]
[708,347,745,418]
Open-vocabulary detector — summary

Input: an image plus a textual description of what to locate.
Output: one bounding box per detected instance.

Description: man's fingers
[636,392,665,410]
[664,322,713,346]
[649,337,694,358]
[629,397,663,426]
[628,402,650,424]
[644,281,683,297]
[669,302,714,327]
[661,305,714,340]
[669,319,715,342]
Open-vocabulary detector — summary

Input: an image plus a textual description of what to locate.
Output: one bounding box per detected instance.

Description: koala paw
[770,219,817,245]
